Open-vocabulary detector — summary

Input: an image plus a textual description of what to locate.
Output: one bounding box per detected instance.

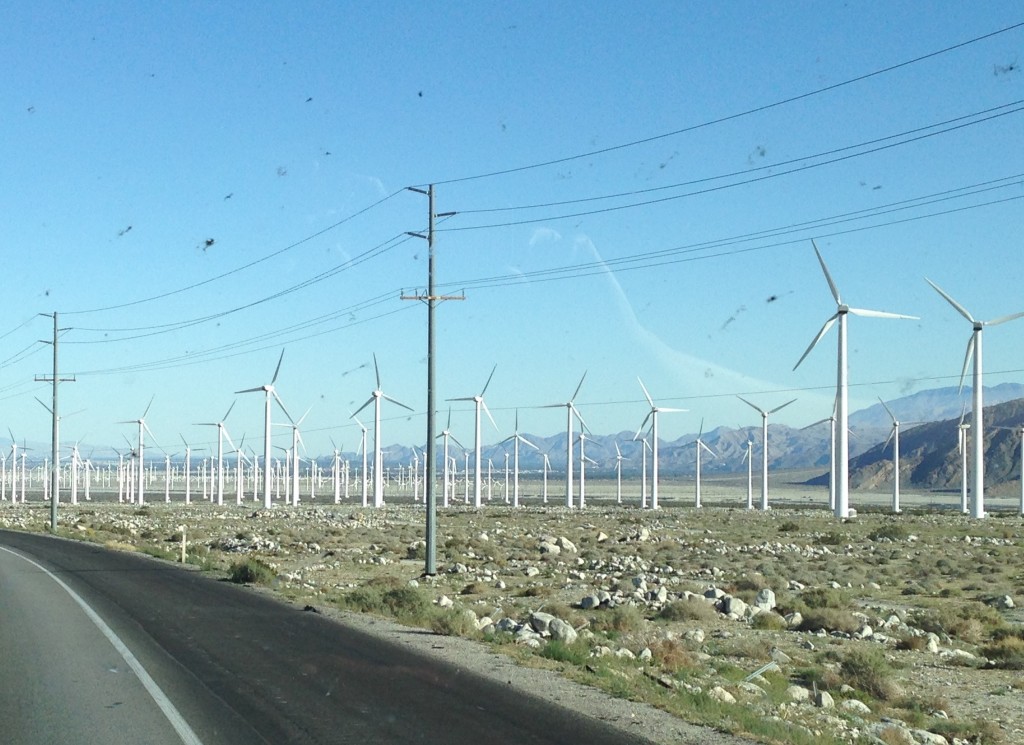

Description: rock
[549,618,578,644]
[722,596,747,617]
[704,587,725,600]
[737,681,768,698]
[555,536,577,553]
[524,566,541,577]
[437,595,454,608]
[709,686,736,704]
[771,647,792,665]
[754,588,777,611]
[530,611,556,635]
[856,624,874,639]
[786,611,804,629]
[786,685,810,702]
[814,690,835,708]
[539,541,560,556]
[638,647,653,662]
[579,595,601,610]
[910,729,949,745]
[990,594,1015,610]
[684,628,705,643]
[495,617,519,633]
[614,648,636,660]
[925,634,940,653]
[596,532,609,543]
[841,699,872,715]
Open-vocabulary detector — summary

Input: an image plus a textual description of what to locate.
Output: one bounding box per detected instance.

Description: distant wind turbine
[436,408,464,508]
[541,372,587,509]
[741,438,754,509]
[926,278,1024,519]
[235,349,287,509]
[691,419,715,509]
[794,241,917,518]
[635,378,685,510]
[957,403,970,514]
[501,410,538,508]
[119,396,156,506]
[738,396,795,511]
[802,404,837,511]
[194,401,236,506]
[447,365,498,509]
[353,355,411,508]
[613,442,624,504]
[878,397,916,514]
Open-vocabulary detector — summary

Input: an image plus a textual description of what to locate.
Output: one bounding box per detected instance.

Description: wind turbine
[741,438,754,509]
[501,410,538,508]
[447,365,498,509]
[926,279,1024,519]
[352,417,369,507]
[878,397,912,514]
[194,401,236,506]
[330,438,342,504]
[957,402,970,514]
[802,403,837,511]
[542,372,587,509]
[691,419,716,509]
[235,349,286,509]
[613,442,624,504]
[794,241,917,518]
[738,396,795,511]
[179,434,201,505]
[119,397,156,506]
[353,355,412,508]
[276,407,309,506]
[636,378,685,510]
[436,408,464,508]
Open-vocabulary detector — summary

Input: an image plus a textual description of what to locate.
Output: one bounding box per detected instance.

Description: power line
[64,189,405,316]
[439,105,1024,232]
[454,101,1023,215]
[420,22,1024,187]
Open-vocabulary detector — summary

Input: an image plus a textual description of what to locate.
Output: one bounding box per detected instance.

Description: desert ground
[3,470,1023,745]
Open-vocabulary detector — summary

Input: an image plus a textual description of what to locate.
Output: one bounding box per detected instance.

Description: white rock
[549,618,578,644]
[524,566,541,577]
[555,536,577,553]
[530,611,556,635]
[579,595,601,610]
[840,698,872,715]
[754,588,777,611]
[814,690,835,708]
[437,595,454,608]
[910,729,949,745]
[638,648,653,662]
[786,685,810,702]
[709,686,736,704]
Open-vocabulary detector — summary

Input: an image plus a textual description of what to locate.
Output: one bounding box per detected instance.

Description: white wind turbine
[179,434,202,505]
[194,401,236,506]
[691,419,716,509]
[352,355,411,508]
[447,365,498,509]
[119,397,156,506]
[235,349,286,510]
[578,431,594,509]
[330,438,342,504]
[741,438,754,509]
[636,378,685,510]
[613,442,624,504]
[352,417,369,507]
[802,403,837,511]
[878,397,912,514]
[637,434,652,508]
[276,407,309,506]
[957,403,970,514]
[436,408,464,508]
[794,241,917,519]
[738,396,795,511]
[542,372,587,509]
[926,279,1024,519]
[501,410,538,508]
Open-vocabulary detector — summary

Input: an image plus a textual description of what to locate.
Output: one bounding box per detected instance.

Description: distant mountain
[842,397,1024,493]
[849,383,1024,430]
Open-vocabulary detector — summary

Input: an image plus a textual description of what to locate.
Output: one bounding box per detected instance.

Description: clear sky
[2,1,1023,462]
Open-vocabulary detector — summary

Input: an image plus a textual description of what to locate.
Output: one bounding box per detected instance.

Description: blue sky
[2,2,1023,461]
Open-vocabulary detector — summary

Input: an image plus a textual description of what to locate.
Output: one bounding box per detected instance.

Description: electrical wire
[438,105,1024,232]
[419,22,1024,187]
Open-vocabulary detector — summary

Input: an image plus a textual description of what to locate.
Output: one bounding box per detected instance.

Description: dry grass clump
[913,602,1006,643]
[840,647,899,701]
[227,557,276,585]
[338,576,433,625]
[658,597,718,623]
[590,604,646,635]
[649,637,699,673]
[750,612,787,631]
[981,630,1024,670]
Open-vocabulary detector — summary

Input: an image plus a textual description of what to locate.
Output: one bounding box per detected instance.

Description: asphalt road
[0,530,658,745]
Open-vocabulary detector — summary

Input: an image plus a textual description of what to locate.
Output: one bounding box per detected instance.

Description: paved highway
[0,530,658,744]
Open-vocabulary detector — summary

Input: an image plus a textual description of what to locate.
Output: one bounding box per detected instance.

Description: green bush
[659,597,718,623]
[540,639,590,665]
[751,612,787,631]
[841,647,897,701]
[228,557,276,585]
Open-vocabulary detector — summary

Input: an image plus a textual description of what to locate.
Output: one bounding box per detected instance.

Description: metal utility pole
[403,185,461,576]
[35,312,75,532]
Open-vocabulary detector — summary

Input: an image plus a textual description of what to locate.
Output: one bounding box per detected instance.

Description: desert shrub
[659,597,718,623]
[841,647,897,701]
[518,584,553,598]
[981,634,1024,670]
[914,602,1006,642]
[815,531,845,546]
[869,523,908,541]
[750,612,787,631]
[431,608,479,637]
[541,601,585,628]
[930,718,1004,744]
[228,557,275,585]
[778,520,800,533]
[895,634,927,652]
[539,639,590,665]
[340,579,432,624]
[459,581,488,596]
[649,638,697,673]
[795,664,843,691]
[731,573,767,593]
[797,608,861,635]
[591,604,645,635]
[799,587,849,609]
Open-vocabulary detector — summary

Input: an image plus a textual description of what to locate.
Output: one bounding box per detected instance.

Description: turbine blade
[793,314,838,370]
[812,240,841,305]
[637,377,654,407]
[847,307,918,320]
[270,348,285,385]
[878,397,896,422]
[570,371,587,402]
[699,440,716,457]
[235,386,263,394]
[273,391,294,424]
[373,353,381,390]
[737,396,765,415]
[223,400,236,422]
[769,398,797,415]
[520,436,539,451]
[381,393,414,412]
[446,407,452,429]
[482,400,498,431]
[926,278,975,323]
[481,364,497,396]
[297,407,312,426]
[884,426,895,450]
[450,434,465,450]
[142,395,155,420]
[572,404,590,434]
[698,418,704,439]
[985,310,1024,327]
[447,396,476,403]
[352,398,375,417]
[958,335,974,394]
[614,442,622,457]
[633,412,652,441]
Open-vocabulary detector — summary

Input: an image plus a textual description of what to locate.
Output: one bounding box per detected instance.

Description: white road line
[0,545,205,745]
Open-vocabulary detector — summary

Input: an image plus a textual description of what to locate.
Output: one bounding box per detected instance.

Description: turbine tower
[794,241,916,519]
[353,355,412,507]
[692,419,715,509]
[738,397,795,511]
[501,410,538,508]
[878,397,906,514]
[436,408,464,508]
[926,279,1024,519]
[635,378,685,510]
[119,397,155,506]
[447,365,498,509]
[194,402,236,506]
[235,349,286,509]
[542,372,587,509]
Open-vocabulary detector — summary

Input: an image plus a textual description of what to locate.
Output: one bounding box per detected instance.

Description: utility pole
[404,185,462,576]
[35,312,74,533]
